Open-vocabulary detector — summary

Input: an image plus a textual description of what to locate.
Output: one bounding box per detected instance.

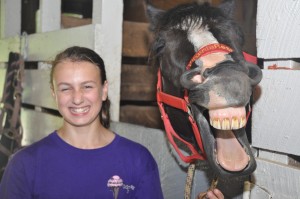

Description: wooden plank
[257,0,300,59]
[120,105,163,129]
[21,108,63,146]
[0,68,6,98]
[252,70,300,156]
[151,0,196,10]
[121,64,157,101]
[123,0,148,22]
[263,60,300,70]
[0,35,20,59]
[92,0,123,122]
[0,24,97,62]
[0,0,21,38]
[37,0,61,33]
[22,69,56,109]
[250,158,300,198]
[61,15,92,28]
[122,21,152,57]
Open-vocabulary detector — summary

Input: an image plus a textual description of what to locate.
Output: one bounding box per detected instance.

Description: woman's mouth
[70,106,89,114]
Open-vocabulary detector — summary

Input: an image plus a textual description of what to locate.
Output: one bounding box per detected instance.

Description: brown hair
[50,46,111,128]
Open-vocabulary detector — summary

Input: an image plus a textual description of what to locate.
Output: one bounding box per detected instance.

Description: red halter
[156,43,257,163]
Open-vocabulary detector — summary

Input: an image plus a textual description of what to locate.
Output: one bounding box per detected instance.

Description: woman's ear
[51,86,58,102]
[102,81,109,101]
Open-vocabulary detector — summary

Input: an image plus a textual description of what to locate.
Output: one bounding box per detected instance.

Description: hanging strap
[0,52,24,178]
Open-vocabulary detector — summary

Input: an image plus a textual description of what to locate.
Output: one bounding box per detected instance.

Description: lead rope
[184,163,196,199]
[184,163,219,199]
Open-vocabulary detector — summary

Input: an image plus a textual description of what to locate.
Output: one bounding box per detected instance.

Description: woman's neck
[57,124,115,149]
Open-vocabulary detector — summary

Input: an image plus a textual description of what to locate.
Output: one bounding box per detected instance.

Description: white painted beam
[0,0,21,38]
[263,60,300,70]
[93,0,123,122]
[0,24,97,62]
[256,0,300,59]
[252,70,300,156]
[37,0,61,33]
[258,149,289,165]
[251,158,300,198]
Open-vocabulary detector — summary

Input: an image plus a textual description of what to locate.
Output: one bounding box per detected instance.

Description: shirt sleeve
[134,148,164,199]
[0,153,33,199]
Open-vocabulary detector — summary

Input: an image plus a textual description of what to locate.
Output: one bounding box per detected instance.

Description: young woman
[0,46,163,199]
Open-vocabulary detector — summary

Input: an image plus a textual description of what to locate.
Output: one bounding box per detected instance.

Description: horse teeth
[210,117,246,130]
[239,117,246,128]
[211,119,221,129]
[221,118,230,130]
[231,117,239,129]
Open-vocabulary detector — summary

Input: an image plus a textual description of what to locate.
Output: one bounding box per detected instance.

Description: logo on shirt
[107,175,135,199]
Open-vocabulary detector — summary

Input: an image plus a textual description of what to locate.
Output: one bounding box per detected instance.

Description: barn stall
[0,0,300,198]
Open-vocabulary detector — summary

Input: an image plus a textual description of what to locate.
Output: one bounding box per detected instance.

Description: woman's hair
[50,46,111,128]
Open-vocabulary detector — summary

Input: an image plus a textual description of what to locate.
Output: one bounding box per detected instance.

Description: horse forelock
[155,3,225,31]
[150,3,229,59]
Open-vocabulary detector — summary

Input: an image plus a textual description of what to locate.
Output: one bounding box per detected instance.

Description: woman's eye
[60,87,70,92]
[84,85,93,89]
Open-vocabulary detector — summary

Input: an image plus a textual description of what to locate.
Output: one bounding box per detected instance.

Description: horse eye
[153,38,165,54]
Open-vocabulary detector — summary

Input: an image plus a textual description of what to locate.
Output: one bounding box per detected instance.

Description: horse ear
[144,0,165,31]
[218,0,236,18]
[243,61,263,86]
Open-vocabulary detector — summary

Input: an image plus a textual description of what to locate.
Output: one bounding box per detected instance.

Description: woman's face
[51,60,108,128]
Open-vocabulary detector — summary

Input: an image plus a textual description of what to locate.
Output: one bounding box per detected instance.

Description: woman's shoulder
[116,134,146,149]
[114,134,153,157]
[10,132,57,162]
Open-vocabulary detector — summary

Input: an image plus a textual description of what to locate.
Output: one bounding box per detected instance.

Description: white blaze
[188,25,218,51]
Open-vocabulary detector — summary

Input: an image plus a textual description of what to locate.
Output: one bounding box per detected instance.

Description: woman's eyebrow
[57,82,71,87]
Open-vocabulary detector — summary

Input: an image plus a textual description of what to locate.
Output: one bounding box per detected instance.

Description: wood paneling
[121,64,157,101]
[120,105,163,129]
[122,21,152,57]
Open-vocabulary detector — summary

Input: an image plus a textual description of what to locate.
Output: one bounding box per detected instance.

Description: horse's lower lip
[208,107,246,130]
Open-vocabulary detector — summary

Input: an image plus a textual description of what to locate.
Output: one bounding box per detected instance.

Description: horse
[145,0,262,196]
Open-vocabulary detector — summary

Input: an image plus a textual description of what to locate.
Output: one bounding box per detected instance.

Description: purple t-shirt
[0,132,164,199]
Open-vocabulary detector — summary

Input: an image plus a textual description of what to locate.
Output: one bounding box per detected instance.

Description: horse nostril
[202,67,213,78]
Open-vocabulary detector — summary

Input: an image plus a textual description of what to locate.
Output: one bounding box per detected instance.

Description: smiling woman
[0,46,164,199]
[51,60,107,134]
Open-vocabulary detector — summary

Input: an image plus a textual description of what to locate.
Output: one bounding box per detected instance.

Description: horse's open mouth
[210,107,249,171]
[215,129,250,172]
[191,104,256,178]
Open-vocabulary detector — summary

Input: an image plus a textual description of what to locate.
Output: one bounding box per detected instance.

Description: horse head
[145,0,262,178]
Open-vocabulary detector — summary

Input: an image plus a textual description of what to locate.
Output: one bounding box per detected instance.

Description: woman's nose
[72,90,84,104]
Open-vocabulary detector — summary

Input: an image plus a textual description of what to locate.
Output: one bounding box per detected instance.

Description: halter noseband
[157,43,256,163]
